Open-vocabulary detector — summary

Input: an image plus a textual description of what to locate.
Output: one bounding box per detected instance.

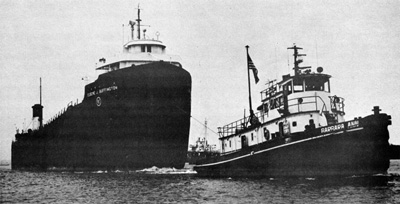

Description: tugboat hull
[194,114,391,177]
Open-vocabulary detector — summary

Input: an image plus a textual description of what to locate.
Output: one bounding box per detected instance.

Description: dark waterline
[2,160,400,203]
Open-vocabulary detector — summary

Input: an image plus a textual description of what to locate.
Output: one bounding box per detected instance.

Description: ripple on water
[1,161,400,203]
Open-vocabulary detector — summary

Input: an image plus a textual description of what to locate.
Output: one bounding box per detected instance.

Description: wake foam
[135,166,197,174]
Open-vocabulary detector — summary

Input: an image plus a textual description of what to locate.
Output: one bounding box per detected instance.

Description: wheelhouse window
[324,80,330,92]
[141,45,145,52]
[294,84,304,92]
[282,84,293,95]
[305,78,324,91]
[304,77,330,92]
[147,45,152,53]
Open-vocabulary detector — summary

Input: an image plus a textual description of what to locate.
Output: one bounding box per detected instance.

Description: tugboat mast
[245,45,254,118]
[245,45,261,126]
[287,44,311,76]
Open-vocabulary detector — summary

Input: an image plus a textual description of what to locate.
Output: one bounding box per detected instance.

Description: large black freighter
[194,45,391,177]
[12,8,191,171]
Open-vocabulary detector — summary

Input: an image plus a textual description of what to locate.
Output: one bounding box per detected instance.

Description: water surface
[1,161,400,203]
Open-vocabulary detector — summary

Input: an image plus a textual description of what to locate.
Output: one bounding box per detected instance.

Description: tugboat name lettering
[347,120,359,129]
[321,124,345,134]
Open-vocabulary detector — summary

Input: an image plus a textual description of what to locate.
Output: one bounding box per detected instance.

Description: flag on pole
[247,54,260,84]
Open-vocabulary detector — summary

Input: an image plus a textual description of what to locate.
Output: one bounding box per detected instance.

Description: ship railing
[44,99,81,128]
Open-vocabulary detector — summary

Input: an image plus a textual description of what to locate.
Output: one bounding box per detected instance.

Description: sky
[0,0,399,161]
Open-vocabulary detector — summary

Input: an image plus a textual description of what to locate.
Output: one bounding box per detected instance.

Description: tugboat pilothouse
[194,45,391,177]
[12,7,192,171]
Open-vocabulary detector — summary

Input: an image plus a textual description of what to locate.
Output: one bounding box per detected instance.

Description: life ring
[283,120,290,135]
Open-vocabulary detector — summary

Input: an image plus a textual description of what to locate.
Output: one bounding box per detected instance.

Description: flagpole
[245,45,254,117]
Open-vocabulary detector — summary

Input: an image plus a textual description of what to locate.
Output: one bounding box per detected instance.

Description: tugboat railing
[218,112,262,138]
[329,95,345,113]
[287,95,327,112]
[218,95,334,138]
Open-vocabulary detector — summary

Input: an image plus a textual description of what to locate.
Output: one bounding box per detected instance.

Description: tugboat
[194,45,391,177]
[12,7,192,171]
[187,120,218,164]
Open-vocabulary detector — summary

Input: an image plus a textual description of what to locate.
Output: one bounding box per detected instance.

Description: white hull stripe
[195,127,364,168]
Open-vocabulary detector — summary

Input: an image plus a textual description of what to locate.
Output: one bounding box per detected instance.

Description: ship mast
[136,5,142,39]
[40,78,42,106]
[39,78,43,128]
[32,78,44,129]
[127,5,150,42]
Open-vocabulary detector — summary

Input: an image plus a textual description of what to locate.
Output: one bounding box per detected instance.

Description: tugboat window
[141,45,145,52]
[294,85,303,92]
[305,78,325,91]
[264,128,270,140]
[292,121,297,127]
[284,84,292,95]
[324,81,330,92]
[147,45,152,52]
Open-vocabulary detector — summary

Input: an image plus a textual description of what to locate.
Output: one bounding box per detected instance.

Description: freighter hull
[12,62,191,170]
[194,113,391,177]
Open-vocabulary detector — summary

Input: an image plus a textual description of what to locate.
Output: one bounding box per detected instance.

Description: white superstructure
[218,45,346,154]
[96,7,181,72]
